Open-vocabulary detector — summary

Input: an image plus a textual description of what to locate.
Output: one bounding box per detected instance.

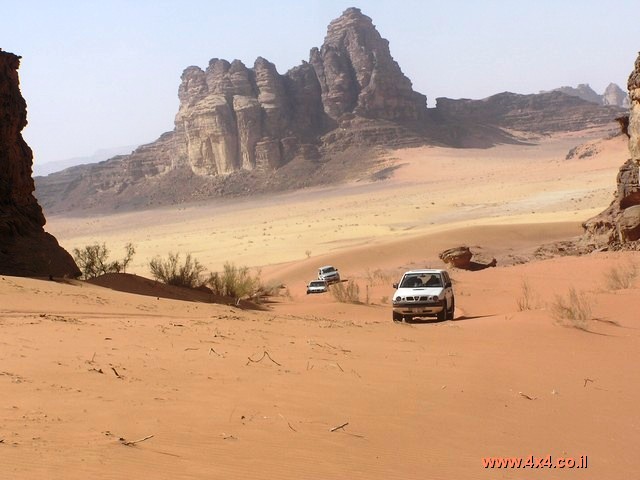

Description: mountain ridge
[34,7,626,214]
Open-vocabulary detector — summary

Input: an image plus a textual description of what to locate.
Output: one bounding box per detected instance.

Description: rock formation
[309,8,427,123]
[603,82,630,108]
[439,246,496,271]
[434,91,623,135]
[33,8,626,214]
[548,83,629,108]
[35,7,432,212]
[439,247,473,269]
[583,52,640,246]
[551,84,602,105]
[172,7,427,177]
[0,50,79,277]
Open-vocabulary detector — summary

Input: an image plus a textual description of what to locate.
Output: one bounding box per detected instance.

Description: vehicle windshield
[399,273,442,288]
[321,267,336,274]
[310,281,325,287]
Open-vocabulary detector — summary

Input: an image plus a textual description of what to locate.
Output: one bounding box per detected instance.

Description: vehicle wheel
[448,298,455,319]
[392,311,403,322]
[437,305,448,321]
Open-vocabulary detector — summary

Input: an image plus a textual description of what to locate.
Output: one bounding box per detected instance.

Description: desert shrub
[330,280,361,303]
[207,262,263,301]
[365,268,393,286]
[149,252,205,288]
[73,242,136,279]
[550,287,593,330]
[605,263,637,290]
[516,280,537,311]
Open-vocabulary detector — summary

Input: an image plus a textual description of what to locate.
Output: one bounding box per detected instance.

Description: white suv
[306,279,328,294]
[392,269,455,322]
[318,265,340,284]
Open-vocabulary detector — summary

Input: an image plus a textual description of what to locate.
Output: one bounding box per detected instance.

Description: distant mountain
[33,8,627,214]
[544,83,630,108]
[33,145,139,176]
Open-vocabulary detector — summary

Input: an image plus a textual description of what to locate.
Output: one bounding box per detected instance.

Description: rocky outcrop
[33,9,626,214]
[583,52,640,247]
[435,91,624,135]
[603,83,630,108]
[551,84,602,105]
[547,83,629,108]
[309,7,426,123]
[439,246,496,271]
[0,50,79,277]
[172,7,427,177]
[439,247,473,269]
[35,8,431,212]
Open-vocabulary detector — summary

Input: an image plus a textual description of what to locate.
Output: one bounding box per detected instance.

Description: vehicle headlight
[394,296,402,303]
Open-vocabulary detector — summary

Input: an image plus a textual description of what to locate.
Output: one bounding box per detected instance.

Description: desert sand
[2,131,639,479]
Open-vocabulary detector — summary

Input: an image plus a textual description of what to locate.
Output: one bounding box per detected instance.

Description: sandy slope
[3,131,639,479]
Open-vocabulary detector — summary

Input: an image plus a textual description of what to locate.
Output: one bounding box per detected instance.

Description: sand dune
[3,132,638,478]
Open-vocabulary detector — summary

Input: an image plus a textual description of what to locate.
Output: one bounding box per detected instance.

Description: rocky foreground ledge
[0,49,79,277]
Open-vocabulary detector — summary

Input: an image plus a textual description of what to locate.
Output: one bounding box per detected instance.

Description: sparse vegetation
[605,263,638,290]
[149,252,205,288]
[207,262,264,302]
[516,280,537,311]
[330,280,361,303]
[73,242,136,279]
[365,268,394,286]
[550,287,593,330]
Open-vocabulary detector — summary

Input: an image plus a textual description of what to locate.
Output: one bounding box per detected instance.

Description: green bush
[148,252,205,288]
[73,242,135,279]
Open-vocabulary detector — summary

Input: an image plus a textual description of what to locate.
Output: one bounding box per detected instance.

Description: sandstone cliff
[603,82,630,108]
[583,52,640,246]
[0,50,79,277]
[435,91,623,134]
[35,7,432,212]
[34,8,626,214]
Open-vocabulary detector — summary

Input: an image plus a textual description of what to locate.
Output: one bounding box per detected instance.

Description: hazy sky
[3,0,638,165]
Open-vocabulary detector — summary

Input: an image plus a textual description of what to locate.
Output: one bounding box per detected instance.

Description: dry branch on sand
[246,350,281,366]
[119,435,154,446]
[330,422,349,432]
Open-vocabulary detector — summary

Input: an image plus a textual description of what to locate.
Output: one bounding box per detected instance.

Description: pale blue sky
[3,0,638,165]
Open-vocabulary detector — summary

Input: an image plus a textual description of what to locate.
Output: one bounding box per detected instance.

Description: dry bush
[516,280,538,311]
[73,242,135,279]
[365,268,394,286]
[207,262,263,302]
[330,280,361,303]
[149,252,205,288]
[550,287,593,330]
[605,263,638,290]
